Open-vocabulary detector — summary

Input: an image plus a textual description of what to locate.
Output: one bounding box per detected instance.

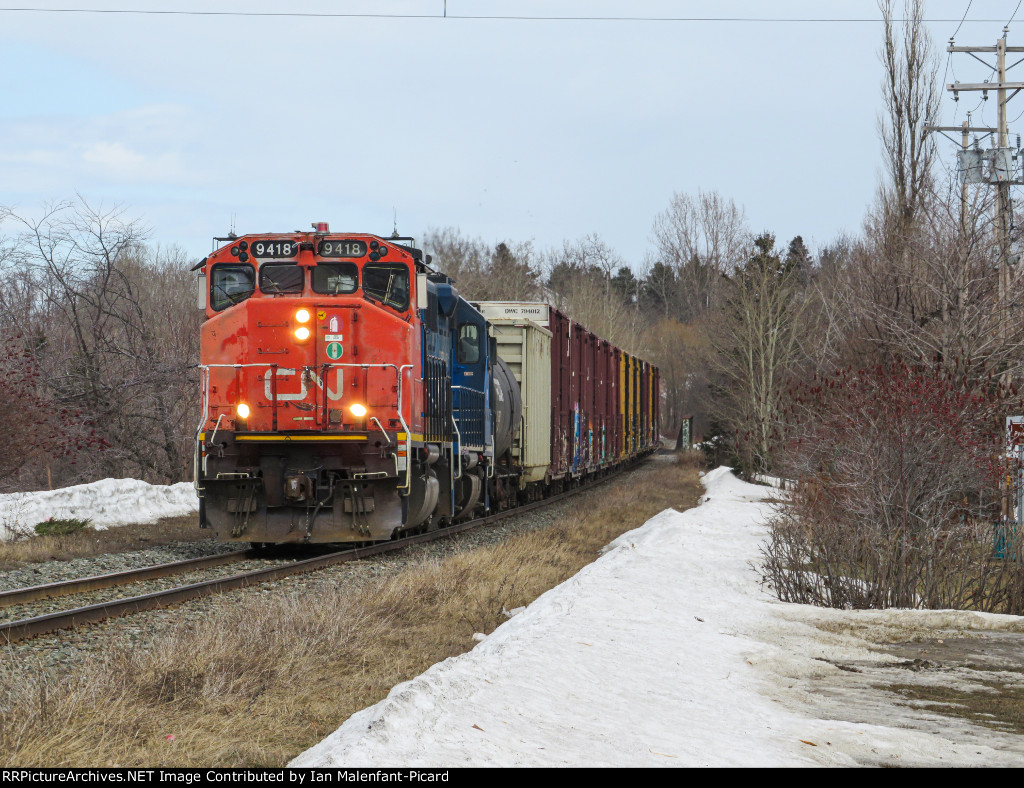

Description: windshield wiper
[213,283,250,307]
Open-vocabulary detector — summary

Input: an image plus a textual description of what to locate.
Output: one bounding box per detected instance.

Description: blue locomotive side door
[452,301,488,451]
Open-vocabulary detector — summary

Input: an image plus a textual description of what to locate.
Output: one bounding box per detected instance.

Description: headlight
[296,308,311,323]
[349,403,367,418]
[294,326,311,341]
[237,403,250,419]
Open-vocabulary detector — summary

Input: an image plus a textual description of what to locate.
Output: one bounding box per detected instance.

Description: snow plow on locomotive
[193,224,659,545]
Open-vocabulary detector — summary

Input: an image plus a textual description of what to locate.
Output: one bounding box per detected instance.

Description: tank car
[193,223,659,545]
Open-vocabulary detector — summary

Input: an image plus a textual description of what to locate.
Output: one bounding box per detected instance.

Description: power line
[0,7,1020,23]
[952,0,973,39]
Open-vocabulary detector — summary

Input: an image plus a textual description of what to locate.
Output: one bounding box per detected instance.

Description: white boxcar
[476,302,552,486]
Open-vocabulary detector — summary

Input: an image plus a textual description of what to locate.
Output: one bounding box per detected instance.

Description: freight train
[193,224,660,544]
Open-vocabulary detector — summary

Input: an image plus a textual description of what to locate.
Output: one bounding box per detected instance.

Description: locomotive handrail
[195,363,282,491]
[370,417,391,446]
[450,414,462,485]
[194,362,414,493]
[317,362,414,492]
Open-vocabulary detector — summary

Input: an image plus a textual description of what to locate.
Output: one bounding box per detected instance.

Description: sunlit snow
[291,466,1024,767]
[0,479,197,539]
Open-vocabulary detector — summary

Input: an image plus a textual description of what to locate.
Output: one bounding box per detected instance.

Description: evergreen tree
[639,261,677,319]
[785,235,811,270]
[610,266,639,304]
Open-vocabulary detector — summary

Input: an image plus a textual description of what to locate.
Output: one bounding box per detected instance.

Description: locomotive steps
[0,456,701,767]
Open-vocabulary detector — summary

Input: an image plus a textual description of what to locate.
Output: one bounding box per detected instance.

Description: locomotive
[193,224,659,544]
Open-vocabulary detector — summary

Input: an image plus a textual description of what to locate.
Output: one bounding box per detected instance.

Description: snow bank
[291,466,1024,768]
[0,479,197,539]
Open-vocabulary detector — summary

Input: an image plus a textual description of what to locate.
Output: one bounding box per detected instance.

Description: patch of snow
[291,465,1024,768]
[0,479,197,540]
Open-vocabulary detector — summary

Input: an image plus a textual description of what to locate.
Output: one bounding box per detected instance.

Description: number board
[249,240,299,258]
[318,240,368,258]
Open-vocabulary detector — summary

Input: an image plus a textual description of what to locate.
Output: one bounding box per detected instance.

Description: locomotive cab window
[362,264,409,311]
[259,263,304,295]
[210,264,255,311]
[457,323,481,364]
[312,262,358,295]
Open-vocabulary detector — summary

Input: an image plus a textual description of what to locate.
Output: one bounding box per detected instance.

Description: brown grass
[889,679,1024,735]
[0,458,702,767]
[0,515,208,570]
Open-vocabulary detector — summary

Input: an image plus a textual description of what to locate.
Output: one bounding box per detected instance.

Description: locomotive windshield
[312,262,358,295]
[363,263,409,311]
[210,264,255,311]
[259,263,304,295]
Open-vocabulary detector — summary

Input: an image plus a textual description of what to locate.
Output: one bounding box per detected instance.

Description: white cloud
[81,141,146,170]
[0,104,204,189]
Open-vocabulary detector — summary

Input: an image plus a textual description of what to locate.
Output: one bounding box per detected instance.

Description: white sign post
[1007,416,1024,459]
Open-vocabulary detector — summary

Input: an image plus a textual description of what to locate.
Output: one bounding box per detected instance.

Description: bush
[760,360,1024,613]
[34,518,93,537]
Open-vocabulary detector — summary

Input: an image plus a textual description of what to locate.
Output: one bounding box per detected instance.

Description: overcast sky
[1,0,1020,269]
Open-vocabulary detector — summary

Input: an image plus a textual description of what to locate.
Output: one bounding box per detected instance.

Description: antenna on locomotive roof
[227,214,237,240]
[391,208,400,239]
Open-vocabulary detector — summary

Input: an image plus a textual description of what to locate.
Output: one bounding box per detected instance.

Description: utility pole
[961,119,970,231]
[946,28,1024,345]
[926,119,998,326]
[925,119,998,230]
[997,32,1012,344]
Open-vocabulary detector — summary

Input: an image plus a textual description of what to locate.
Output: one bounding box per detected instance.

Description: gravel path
[0,465,657,674]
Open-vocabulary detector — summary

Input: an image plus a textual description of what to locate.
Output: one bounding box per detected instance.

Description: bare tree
[878,0,940,234]
[708,233,810,473]
[422,226,492,297]
[423,229,544,303]
[647,318,707,440]
[831,3,1023,381]
[3,199,201,486]
[545,235,646,351]
[650,190,749,321]
[860,0,945,365]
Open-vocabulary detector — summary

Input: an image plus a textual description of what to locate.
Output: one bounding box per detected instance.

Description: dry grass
[0,458,702,767]
[0,515,208,570]
[889,679,1024,735]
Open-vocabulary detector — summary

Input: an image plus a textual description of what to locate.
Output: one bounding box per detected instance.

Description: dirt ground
[881,632,1024,735]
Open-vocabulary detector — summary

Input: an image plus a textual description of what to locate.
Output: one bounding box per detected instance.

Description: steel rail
[0,549,253,609]
[0,455,653,645]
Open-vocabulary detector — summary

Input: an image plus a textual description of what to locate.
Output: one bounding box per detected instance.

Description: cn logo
[264,368,344,401]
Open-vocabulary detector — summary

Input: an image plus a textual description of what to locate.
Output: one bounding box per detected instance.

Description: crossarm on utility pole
[925,125,998,132]
[948,46,1024,53]
[946,82,1024,91]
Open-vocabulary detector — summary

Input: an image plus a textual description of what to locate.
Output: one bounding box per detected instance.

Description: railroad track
[0,549,253,609]
[0,458,650,645]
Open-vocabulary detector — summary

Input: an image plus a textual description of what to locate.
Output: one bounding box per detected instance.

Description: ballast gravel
[0,541,240,594]
[0,467,656,675]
